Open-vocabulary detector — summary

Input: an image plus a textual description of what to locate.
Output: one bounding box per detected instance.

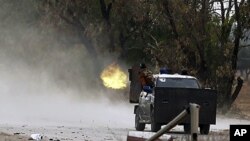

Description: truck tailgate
[154,87,217,124]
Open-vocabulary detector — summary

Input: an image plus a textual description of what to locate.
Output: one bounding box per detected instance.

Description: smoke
[0,0,132,127]
[0,0,102,98]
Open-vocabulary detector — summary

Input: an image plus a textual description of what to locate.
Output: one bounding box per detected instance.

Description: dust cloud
[0,0,133,128]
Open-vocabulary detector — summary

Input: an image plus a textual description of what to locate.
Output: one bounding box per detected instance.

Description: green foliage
[37,0,249,108]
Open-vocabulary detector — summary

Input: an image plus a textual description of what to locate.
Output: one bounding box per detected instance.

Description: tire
[200,124,210,134]
[135,108,145,131]
[151,109,161,132]
[184,124,191,134]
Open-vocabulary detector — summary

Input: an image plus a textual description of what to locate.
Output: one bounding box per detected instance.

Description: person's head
[181,69,188,75]
[160,67,167,74]
[140,63,146,69]
[160,67,172,74]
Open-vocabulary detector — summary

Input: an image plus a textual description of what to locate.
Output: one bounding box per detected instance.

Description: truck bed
[154,87,217,125]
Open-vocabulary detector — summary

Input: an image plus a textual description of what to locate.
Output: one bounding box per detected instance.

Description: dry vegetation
[234,81,250,118]
[0,132,29,141]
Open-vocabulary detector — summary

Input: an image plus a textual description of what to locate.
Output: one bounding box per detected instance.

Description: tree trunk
[77,30,102,75]
[99,0,115,52]
[220,0,244,112]
[230,77,244,105]
[246,69,250,81]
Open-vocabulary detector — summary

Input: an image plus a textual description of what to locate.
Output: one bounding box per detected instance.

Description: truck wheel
[135,108,145,131]
[200,124,210,134]
[184,124,191,134]
[151,109,161,132]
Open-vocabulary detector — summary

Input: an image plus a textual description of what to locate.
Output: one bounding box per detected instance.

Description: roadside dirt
[0,132,30,141]
[234,82,250,118]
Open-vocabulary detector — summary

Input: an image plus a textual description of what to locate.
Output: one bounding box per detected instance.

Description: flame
[100,63,127,89]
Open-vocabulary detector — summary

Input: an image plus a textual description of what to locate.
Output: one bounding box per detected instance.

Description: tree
[148,0,249,111]
[38,0,250,110]
[38,0,107,75]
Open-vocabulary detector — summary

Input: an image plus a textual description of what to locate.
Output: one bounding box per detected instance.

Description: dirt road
[0,94,135,141]
[0,100,250,141]
[0,83,249,141]
[0,115,250,141]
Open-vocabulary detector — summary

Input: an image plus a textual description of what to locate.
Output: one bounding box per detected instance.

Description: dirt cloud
[0,0,132,128]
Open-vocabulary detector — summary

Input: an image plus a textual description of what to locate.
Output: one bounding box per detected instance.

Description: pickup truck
[129,67,217,134]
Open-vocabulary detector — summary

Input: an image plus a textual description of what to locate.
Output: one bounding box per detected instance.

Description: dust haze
[0,0,133,128]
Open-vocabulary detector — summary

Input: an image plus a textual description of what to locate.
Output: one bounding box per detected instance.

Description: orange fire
[100,63,127,89]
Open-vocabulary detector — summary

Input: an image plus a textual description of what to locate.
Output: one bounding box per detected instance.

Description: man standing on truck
[139,63,154,88]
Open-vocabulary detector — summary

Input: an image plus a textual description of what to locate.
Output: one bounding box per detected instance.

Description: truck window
[156,78,200,88]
